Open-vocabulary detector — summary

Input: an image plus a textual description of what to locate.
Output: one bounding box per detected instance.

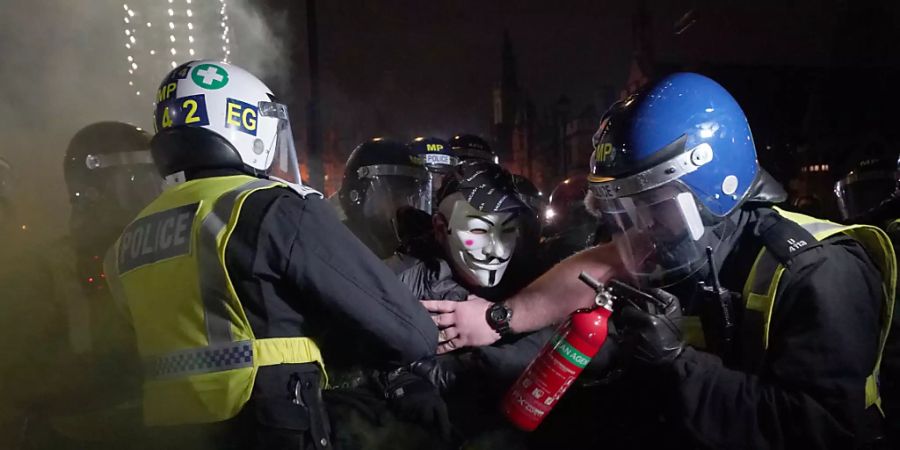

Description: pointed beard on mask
[439,193,520,288]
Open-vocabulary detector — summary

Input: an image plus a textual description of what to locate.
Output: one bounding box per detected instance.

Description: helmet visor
[357,171,432,256]
[259,101,302,184]
[834,173,896,220]
[361,168,432,218]
[76,151,162,213]
[456,148,498,164]
[591,183,717,287]
[70,161,163,251]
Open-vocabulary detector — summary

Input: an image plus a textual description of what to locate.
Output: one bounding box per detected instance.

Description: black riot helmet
[544,175,590,235]
[835,152,900,221]
[449,134,498,164]
[65,122,161,219]
[338,138,432,258]
[65,122,163,289]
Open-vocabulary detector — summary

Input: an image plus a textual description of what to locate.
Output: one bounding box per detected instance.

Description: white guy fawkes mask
[440,193,520,287]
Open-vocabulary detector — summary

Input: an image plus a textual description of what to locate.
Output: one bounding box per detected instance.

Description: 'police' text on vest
[118,203,198,273]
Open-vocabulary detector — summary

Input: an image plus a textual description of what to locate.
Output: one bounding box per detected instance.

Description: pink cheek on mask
[464,239,474,247]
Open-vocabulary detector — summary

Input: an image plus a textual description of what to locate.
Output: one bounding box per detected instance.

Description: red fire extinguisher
[501,272,614,431]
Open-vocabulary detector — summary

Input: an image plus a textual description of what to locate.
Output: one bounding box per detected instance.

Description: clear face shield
[590,182,721,288]
[358,164,433,220]
[423,154,460,206]
[259,101,302,185]
[455,148,499,164]
[81,150,162,214]
[834,170,897,221]
[587,139,723,287]
[72,150,163,254]
[353,164,432,257]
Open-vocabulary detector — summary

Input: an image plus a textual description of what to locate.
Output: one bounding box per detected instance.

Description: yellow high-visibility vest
[106,175,326,426]
[683,207,895,413]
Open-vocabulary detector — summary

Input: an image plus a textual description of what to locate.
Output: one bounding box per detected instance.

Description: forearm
[507,244,619,333]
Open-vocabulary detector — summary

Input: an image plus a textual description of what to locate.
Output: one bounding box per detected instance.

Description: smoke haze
[0,0,283,239]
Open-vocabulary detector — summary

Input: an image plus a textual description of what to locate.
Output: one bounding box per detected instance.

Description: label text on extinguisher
[512,390,546,417]
[554,338,590,368]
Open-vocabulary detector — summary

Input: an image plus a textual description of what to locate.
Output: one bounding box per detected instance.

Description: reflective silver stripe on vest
[146,340,253,379]
[800,221,841,237]
[197,178,277,345]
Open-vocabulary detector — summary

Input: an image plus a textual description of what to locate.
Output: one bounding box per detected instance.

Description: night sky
[262,0,899,149]
[0,0,898,236]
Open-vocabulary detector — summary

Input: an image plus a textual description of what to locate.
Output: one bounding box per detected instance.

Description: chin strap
[743,169,788,205]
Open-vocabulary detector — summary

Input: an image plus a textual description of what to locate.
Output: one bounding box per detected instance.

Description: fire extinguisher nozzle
[578,272,603,292]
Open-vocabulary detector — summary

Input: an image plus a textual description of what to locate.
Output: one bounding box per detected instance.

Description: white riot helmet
[150,60,301,183]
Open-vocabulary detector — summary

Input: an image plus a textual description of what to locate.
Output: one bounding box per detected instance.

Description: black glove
[381,368,452,440]
[408,353,478,394]
[615,288,684,366]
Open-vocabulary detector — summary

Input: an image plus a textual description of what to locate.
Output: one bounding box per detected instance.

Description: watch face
[490,305,510,324]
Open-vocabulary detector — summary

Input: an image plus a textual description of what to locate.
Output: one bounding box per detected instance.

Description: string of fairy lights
[122,0,232,99]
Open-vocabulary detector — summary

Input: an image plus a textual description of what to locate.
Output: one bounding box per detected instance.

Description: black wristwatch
[486,302,513,337]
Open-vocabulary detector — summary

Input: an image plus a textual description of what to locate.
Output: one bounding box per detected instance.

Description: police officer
[1,122,159,450]
[448,134,498,164]
[408,136,458,209]
[105,61,445,450]
[424,73,895,448]
[835,152,900,444]
[335,138,432,259]
[835,152,900,228]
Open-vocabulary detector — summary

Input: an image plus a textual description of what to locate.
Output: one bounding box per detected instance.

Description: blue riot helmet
[588,73,758,287]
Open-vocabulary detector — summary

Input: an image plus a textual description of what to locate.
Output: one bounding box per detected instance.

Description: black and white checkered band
[146,340,254,379]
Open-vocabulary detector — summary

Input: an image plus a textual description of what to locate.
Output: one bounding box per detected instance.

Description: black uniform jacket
[224,181,438,369]
[654,205,885,449]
